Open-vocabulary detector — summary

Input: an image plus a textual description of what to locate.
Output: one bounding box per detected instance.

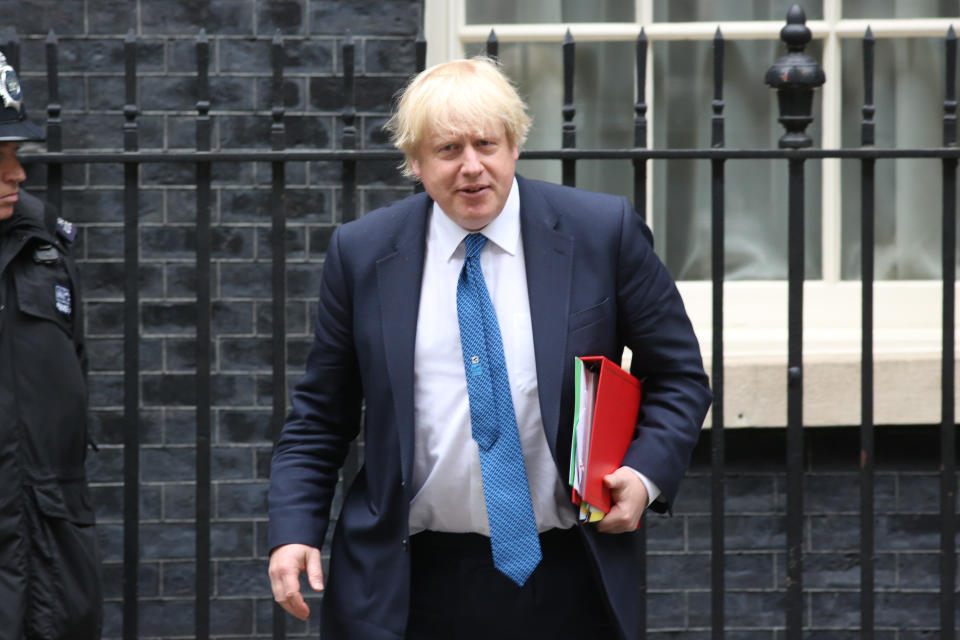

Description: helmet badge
[0,53,23,113]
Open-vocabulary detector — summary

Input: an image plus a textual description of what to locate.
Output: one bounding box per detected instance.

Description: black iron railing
[4,4,958,639]
[860,26,877,638]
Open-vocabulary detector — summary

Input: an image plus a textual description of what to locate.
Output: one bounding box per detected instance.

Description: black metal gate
[6,4,958,639]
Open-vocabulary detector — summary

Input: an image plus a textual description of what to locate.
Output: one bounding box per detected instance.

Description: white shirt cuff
[626,467,662,508]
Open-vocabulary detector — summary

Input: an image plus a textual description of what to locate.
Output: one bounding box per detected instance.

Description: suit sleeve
[268,226,364,550]
[613,197,712,513]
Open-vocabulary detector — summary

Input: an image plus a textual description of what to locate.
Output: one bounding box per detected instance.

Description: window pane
[843,0,959,19]
[464,40,636,210]
[841,37,957,280]
[653,39,823,280]
[466,0,634,24]
[654,0,823,22]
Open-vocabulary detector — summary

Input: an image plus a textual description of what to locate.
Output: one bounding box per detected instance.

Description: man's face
[410,123,518,231]
[0,142,25,221]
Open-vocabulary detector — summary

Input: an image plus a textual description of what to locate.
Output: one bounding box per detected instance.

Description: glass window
[466,0,634,24]
[457,0,957,282]
[843,0,959,19]
[464,40,636,207]
[840,36,957,279]
[653,0,823,22]
[653,39,823,280]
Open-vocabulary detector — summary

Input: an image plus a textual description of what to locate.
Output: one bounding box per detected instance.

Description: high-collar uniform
[269,176,712,640]
[0,189,102,640]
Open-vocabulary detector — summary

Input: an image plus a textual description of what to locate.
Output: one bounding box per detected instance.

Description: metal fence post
[940,25,957,640]
[338,34,362,492]
[269,29,289,640]
[121,27,140,640]
[44,29,61,211]
[710,26,726,640]
[633,30,647,219]
[764,6,825,639]
[194,28,212,640]
[412,26,427,196]
[859,25,876,640]
[341,34,356,224]
[485,28,498,61]
[0,30,19,78]
[562,29,576,187]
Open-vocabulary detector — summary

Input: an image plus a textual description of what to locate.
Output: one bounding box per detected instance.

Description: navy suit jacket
[269,175,712,640]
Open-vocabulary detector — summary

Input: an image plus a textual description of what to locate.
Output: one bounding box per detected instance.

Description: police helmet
[0,52,43,142]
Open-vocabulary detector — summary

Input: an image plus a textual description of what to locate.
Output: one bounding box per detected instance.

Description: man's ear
[410,156,422,179]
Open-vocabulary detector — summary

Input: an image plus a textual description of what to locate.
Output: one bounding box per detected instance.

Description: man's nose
[460,145,482,175]
[1,158,26,184]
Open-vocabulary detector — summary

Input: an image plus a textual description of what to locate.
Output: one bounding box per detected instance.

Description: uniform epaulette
[56,217,77,244]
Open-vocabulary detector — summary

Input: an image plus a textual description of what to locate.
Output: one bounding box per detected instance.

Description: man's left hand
[596,467,648,533]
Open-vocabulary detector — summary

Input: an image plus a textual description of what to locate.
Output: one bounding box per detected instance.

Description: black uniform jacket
[0,189,102,640]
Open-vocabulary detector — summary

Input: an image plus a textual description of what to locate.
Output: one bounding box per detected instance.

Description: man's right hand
[268,543,325,620]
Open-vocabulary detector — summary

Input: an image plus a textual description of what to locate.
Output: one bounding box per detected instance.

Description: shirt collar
[431,176,520,261]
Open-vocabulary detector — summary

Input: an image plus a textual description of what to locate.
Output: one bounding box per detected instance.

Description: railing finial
[764,4,825,149]
[415,24,426,72]
[486,28,499,61]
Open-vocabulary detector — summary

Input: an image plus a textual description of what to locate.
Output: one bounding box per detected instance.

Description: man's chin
[459,215,496,231]
[457,204,504,229]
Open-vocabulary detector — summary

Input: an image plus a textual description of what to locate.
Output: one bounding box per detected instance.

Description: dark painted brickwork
[654,427,960,639]
[6,1,419,638]
[4,2,959,638]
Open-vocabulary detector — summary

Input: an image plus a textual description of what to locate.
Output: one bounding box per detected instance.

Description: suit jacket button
[401,538,409,551]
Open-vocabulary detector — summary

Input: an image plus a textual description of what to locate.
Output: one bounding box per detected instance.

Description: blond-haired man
[268,57,711,640]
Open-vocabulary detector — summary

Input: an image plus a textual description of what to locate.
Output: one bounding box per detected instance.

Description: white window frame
[424,0,960,427]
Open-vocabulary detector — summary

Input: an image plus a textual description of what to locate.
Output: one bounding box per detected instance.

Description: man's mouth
[460,185,487,194]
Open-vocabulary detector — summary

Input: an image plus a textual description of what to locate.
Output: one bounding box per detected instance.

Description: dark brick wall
[6,1,420,638]
[4,2,959,638]
[655,427,960,639]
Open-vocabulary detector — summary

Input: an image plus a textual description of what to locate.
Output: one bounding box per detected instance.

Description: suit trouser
[406,527,619,640]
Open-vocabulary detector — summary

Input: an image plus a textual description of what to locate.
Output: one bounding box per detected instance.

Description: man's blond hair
[384,56,531,178]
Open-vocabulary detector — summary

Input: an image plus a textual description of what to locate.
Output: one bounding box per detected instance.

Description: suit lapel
[518,176,574,461]
[376,198,430,490]
[378,180,573,482]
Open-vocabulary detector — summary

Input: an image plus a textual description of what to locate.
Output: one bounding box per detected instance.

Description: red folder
[569,355,643,515]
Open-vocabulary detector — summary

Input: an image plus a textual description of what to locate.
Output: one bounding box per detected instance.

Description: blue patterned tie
[456,233,542,586]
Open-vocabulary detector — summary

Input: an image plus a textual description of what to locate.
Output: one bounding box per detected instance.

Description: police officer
[0,53,102,639]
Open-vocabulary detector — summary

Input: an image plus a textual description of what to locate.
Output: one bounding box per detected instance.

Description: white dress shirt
[408,178,659,535]
[409,178,576,535]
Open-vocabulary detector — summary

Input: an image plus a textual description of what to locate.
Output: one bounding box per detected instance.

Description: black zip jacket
[0,189,102,640]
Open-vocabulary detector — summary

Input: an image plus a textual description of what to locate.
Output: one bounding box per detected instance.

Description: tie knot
[464,233,487,259]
